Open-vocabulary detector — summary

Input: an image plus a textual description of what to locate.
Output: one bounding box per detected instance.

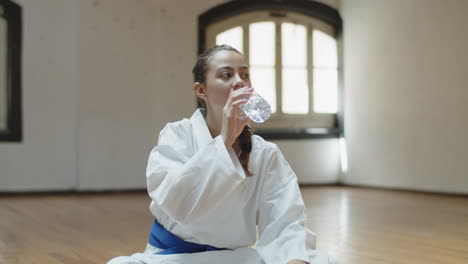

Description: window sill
[255,128,340,140]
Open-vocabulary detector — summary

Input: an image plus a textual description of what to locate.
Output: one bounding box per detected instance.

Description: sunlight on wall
[339,137,348,173]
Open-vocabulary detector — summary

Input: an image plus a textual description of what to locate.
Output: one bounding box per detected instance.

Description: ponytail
[238,125,254,176]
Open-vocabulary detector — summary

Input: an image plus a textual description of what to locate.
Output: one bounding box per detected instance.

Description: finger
[232,99,251,122]
[230,89,254,102]
[223,98,248,119]
[231,98,250,107]
[231,86,254,95]
[226,87,253,110]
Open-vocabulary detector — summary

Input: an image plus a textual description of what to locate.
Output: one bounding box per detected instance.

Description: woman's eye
[220,72,231,78]
[243,73,250,79]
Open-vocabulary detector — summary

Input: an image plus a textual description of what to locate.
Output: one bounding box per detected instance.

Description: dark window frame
[197,0,343,140]
[0,0,22,142]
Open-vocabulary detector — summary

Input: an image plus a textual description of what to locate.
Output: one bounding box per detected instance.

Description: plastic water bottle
[239,91,271,123]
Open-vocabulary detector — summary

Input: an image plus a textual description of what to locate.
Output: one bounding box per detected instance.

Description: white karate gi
[108,109,337,264]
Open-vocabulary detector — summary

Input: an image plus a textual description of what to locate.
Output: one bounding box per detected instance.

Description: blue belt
[148,219,227,255]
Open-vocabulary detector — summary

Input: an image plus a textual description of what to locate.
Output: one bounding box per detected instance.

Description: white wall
[341,0,468,194]
[275,139,340,184]
[77,0,158,190]
[0,0,341,191]
[0,0,78,191]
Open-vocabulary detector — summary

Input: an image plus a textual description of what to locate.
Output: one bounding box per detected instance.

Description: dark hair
[192,45,254,176]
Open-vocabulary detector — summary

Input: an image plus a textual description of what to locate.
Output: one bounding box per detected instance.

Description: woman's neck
[205,112,222,138]
[205,121,219,139]
[205,114,240,155]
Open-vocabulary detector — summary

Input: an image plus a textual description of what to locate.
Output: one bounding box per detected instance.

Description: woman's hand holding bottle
[221,86,253,148]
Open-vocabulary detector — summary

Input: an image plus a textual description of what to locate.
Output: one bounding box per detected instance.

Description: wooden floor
[0,186,467,264]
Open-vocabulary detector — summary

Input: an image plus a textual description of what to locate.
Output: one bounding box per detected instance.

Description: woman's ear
[193,82,207,99]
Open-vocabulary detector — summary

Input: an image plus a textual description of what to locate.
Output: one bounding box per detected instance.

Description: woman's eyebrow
[216,66,233,72]
[216,66,249,72]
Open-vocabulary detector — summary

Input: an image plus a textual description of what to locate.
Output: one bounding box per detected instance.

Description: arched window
[198,0,342,139]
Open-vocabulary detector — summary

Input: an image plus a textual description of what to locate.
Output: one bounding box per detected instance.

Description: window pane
[282,68,308,114]
[250,66,276,113]
[282,23,306,67]
[250,22,275,66]
[314,69,337,113]
[216,26,243,53]
[313,30,337,68]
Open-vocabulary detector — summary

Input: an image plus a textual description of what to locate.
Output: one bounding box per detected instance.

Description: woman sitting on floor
[107,45,337,264]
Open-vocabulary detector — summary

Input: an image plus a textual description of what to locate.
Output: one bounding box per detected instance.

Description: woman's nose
[232,75,245,89]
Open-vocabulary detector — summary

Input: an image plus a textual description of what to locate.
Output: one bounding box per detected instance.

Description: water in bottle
[239,91,271,123]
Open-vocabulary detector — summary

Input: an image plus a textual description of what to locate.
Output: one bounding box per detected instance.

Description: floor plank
[1,187,467,264]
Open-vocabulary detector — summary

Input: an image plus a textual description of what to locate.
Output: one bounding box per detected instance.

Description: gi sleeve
[146,123,246,225]
[256,145,316,264]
